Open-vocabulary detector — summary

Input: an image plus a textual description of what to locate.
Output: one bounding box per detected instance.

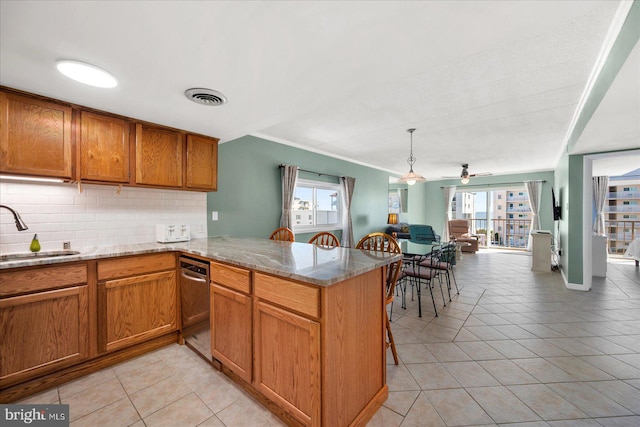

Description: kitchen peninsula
[0,237,400,427]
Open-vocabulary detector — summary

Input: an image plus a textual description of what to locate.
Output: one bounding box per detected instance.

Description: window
[292,178,342,232]
[497,194,502,199]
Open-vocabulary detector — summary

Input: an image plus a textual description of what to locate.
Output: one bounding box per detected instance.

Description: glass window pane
[316,188,339,225]
[293,186,313,225]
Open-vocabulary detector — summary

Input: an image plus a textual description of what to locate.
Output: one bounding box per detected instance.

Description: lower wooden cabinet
[254,300,321,426]
[0,285,89,388]
[100,270,177,352]
[97,253,178,353]
[210,283,252,382]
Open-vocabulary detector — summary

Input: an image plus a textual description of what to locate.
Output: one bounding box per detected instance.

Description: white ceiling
[1,1,637,180]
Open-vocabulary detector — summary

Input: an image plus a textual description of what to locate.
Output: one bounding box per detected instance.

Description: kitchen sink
[0,250,81,262]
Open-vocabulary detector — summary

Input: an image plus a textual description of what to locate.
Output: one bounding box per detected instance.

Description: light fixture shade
[398,170,426,185]
[56,60,118,88]
[460,163,470,184]
[398,128,426,185]
[387,213,399,225]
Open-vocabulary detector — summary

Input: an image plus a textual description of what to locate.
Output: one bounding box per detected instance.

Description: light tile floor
[18,251,640,426]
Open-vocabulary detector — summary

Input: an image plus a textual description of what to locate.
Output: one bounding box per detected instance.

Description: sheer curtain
[280,165,298,229]
[525,180,542,251]
[442,185,456,241]
[592,176,609,236]
[341,176,356,247]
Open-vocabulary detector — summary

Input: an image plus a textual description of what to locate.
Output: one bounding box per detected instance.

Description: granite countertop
[0,236,401,286]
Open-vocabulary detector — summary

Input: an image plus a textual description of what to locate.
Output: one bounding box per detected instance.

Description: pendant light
[397,128,426,185]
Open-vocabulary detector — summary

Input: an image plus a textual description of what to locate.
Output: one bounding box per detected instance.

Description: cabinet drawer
[254,273,319,319]
[0,263,87,297]
[210,262,251,294]
[98,253,175,280]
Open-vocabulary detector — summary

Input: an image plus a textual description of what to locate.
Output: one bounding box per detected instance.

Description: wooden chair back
[269,227,295,242]
[356,232,402,365]
[308,232,340,247]
[355,232,401,254]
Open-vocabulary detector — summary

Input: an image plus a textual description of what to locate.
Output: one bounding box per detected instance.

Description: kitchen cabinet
[210,262,252,383]
[0,92,73,179]
[210,264,385,427]
[1,88,219,192]
[79,111,130,183]
[254,300,321,426]
[186,134,218,191]
[0,263,89,389]
[97,253,177,352]
[135,124,183,188]
[253,273,321,426]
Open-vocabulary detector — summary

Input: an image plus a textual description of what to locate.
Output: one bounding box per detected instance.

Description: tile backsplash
[0,181,207,254]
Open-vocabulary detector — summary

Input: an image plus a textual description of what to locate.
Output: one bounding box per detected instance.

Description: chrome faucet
[0,205,29,231]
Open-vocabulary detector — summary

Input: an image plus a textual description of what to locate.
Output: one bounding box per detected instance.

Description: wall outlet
[211,211,219,221]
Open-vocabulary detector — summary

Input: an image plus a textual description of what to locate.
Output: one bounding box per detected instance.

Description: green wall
[422,171,556,240]
[207,135,393,244]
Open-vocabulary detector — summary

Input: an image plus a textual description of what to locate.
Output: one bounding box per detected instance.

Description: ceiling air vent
[184,88,227,106]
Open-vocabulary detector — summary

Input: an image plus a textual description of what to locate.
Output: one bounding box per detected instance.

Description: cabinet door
[0,92,72,178]
[135,124,183,187]
[186,134,218,190]
[80,111,130,183]
[211,283,252,383]
[100,270,177,352]
[0,286,89,388]
[254,301,320,427]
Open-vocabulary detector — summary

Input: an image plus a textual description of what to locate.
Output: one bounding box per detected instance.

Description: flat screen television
[552,187,561,220]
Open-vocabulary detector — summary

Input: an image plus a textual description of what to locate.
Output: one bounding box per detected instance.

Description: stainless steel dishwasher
[179,256,211,360]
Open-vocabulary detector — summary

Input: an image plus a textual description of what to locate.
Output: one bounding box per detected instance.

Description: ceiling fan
[444,163,492,184]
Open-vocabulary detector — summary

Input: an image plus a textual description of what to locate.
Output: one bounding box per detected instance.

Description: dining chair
[269,227,295,242]
[308,231,340,247]
[355,232,401,254]
[419,242,459,304]
[356,232,402,365]
[402,244,447,317]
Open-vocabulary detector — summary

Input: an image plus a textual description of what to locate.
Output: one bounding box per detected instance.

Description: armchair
[448,219,479,253]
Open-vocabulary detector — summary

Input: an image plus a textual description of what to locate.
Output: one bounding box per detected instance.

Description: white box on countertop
[156,224,190,243]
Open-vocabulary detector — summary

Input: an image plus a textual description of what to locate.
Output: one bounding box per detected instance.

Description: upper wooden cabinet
[0,88,218,191]
[0,92,73,179]
[79,111,130,183]
[186,134,218,191]
[135,124,184,188]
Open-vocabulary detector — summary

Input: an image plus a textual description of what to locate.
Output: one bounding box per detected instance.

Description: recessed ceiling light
[56,60,118,88]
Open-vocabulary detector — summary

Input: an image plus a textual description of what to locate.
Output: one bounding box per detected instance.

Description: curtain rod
[279,164,343,180]
[440,180,546,189]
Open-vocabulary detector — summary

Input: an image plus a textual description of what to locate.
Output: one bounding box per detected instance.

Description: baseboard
[559,266,591,291]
